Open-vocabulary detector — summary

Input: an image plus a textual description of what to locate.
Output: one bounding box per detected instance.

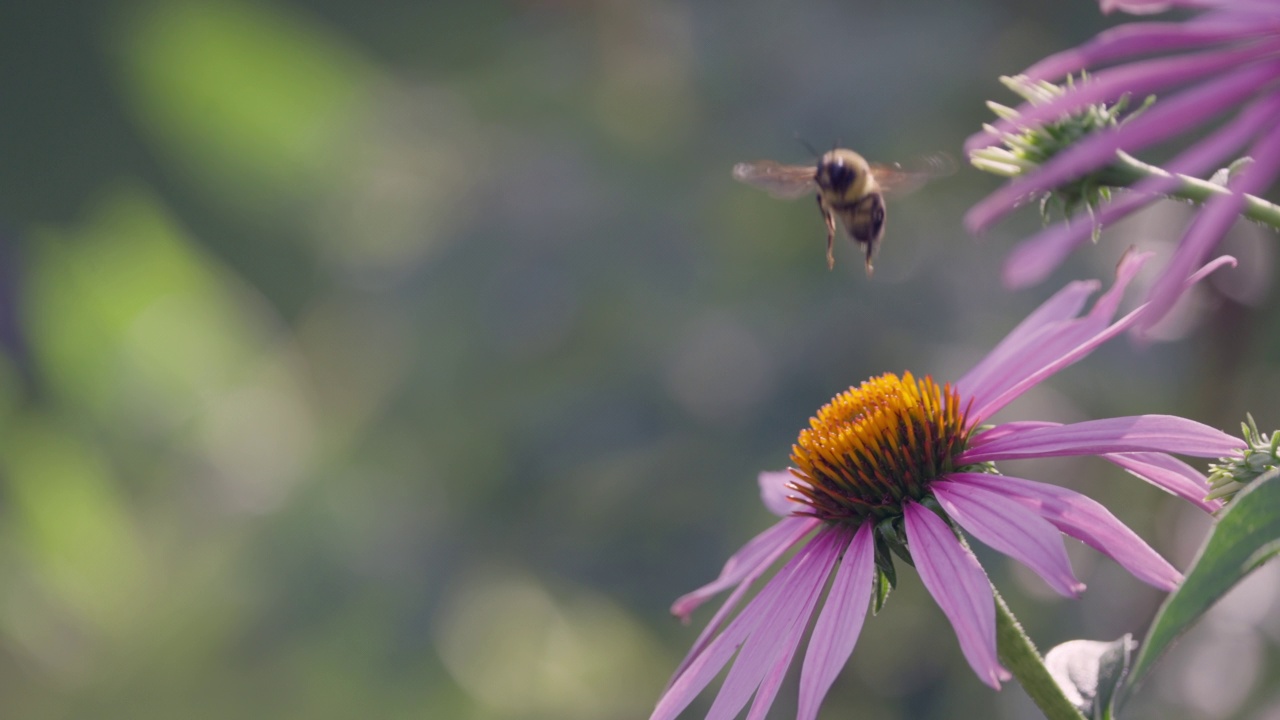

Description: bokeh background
[2,1,1279,718]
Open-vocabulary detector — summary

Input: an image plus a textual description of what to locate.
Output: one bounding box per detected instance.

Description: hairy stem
[1101,151,1280,230]
[994,588,1088,720]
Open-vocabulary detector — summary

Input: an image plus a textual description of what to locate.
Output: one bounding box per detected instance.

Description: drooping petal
[903,501,1010,689]
[744,633,800,720]
[1003,89,1280,288]
[797,523,876,720]
[652,526,833,720]
[1103,452,1222,512]
[1137,119,1280,333]
[950,472,1182,590]
[668,516,821,683]
[960,414,1246,464]
[704,529,843,720]
[671,516,819,621]
[933,480,1086,597]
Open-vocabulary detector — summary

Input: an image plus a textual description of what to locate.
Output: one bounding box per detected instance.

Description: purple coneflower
[965,0,1280,332]
[652,251,1243,720]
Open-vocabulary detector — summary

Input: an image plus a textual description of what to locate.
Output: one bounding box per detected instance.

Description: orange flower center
[789,372,970,523]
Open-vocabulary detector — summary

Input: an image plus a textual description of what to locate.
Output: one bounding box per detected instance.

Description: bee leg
[851,193,886,277]
[817,194,836,269]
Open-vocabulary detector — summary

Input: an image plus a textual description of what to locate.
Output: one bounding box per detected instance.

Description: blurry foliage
[0,0,1276,718]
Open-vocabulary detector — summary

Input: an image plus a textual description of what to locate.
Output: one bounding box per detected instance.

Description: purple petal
[704,529,843,720]
[668,517,821,684]
[960,414,1246,464]
[797,523,876,720]
[974,250,1241,420]
[1024,15,1278,81]
[962,251,1151,424]
[965,40,1279,156]
[1103,452,1222,512]
[956,279,1099,405]
[759,469,801,517]
[671,516,819,621]
[652,526,834,720]
[966,57,1280,232]
[1102,0,1225,14]
[1003,90,1280,288]
[969,421,1063,446]
[950,472,1182,589]
[743,636,799,720]
[1137,120,1280,333]
[933,480,1086,598]
[903,502,1010,689]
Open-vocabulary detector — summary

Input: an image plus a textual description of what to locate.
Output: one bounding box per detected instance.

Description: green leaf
[872,565,893,615]
[1125,469,1280,693]
[1045,636,1134,720]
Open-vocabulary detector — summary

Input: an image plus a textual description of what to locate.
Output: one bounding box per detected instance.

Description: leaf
[1125,468,1280,693]
[1044,636,1135,720]
[872,565,893,615]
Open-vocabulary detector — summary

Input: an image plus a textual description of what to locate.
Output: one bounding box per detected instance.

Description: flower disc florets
[969,75,1153,228]
[788,372,971,523]
[1206,414,1280,504]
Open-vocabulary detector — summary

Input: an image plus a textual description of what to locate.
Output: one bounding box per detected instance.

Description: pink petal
[652,526,834,720]
[962,251,1151,423]
[1137,120,1280,333]
[759,469,806,517]
[903,502,1010,689]
[965,40,1279,156]
[950,472,1182,590]
[1003,89,1280,288]
[797,523,876,720]
[743,637,799,720]
[1103,452,1222,512]
[959,414,1246,464]
[966,57,1280,232]
[1102,0,1227,14]
[1024,15,1278,82]
[704,529,843,720]
[671,516,819,621]
[968,421,1063,447]
[668,517,821,683]
[956,279,1099,404]
[933,480,1086,598]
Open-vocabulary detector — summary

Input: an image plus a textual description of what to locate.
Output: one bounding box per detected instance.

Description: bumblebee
[733,148,952,275]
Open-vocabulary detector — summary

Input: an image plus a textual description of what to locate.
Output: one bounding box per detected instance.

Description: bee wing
[732,160,818,200]
[869,152,956,197]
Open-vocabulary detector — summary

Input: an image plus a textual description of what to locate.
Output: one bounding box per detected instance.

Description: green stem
[994,588,1088,720]
[1101,151,1280,231]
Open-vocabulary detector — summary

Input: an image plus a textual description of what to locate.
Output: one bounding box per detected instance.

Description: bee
[732,148,952,276]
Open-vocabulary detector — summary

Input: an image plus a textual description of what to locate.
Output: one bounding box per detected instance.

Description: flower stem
[1101,151,1280,231]
[994,588,1088,720]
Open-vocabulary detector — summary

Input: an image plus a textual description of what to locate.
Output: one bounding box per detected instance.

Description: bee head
[816,149,870,196]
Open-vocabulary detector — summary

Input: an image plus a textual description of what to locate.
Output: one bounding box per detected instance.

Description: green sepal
[872,565,894,616]
[876,515,914,568]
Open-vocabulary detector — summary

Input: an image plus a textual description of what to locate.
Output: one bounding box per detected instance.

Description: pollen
[788,372,970,523]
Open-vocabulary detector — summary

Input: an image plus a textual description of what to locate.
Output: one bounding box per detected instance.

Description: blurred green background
[2,1,1279,718]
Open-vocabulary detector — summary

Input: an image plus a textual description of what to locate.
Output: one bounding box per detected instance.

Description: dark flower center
[788,372,970,523]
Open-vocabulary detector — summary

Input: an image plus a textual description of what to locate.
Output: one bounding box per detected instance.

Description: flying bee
[732,148,953,276]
